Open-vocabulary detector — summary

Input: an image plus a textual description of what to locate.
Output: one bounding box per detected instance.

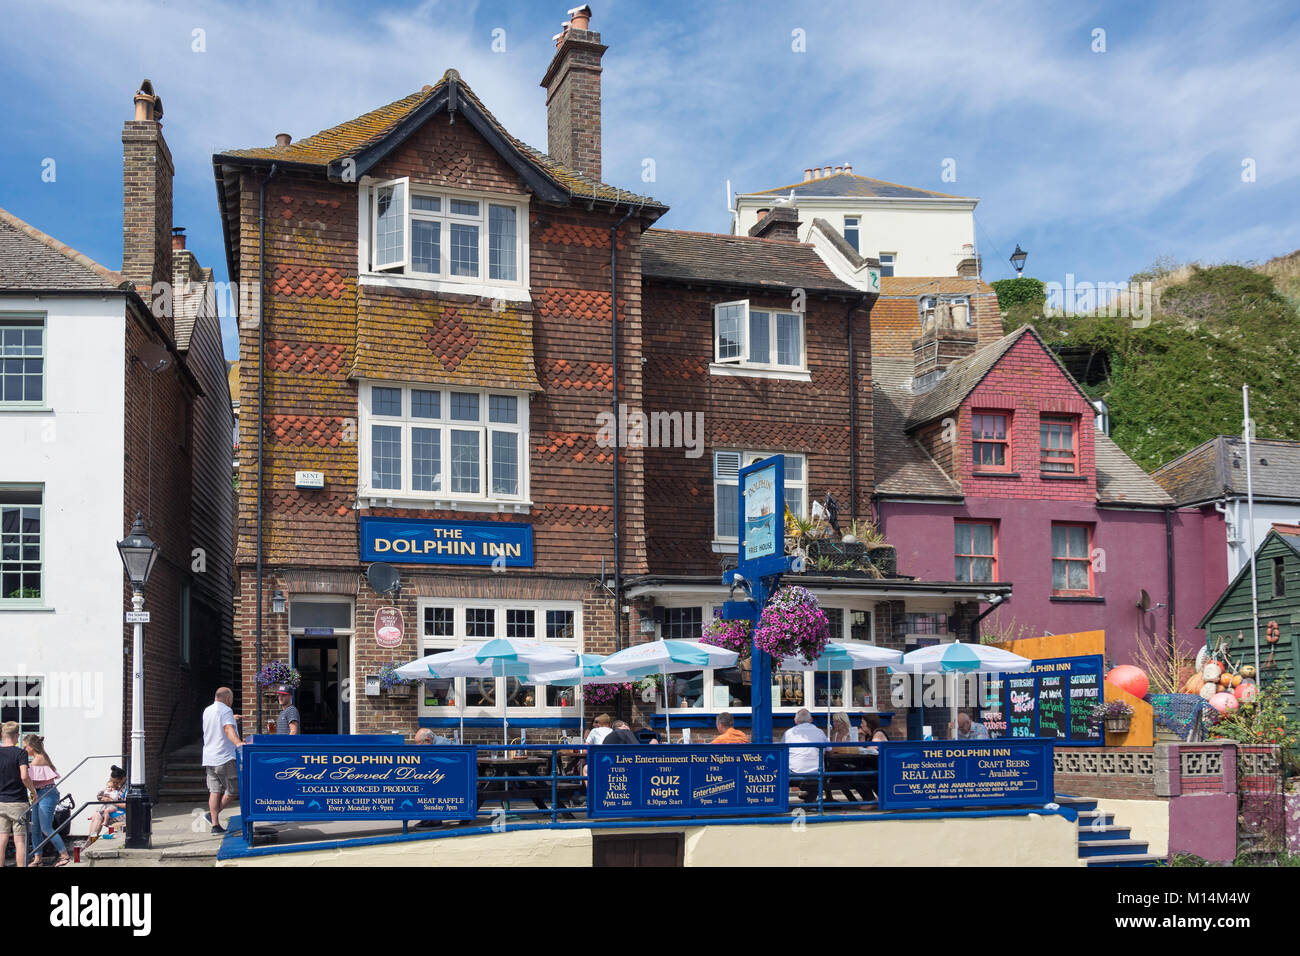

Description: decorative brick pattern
[267,414,347,447]
[267,340,347,375]
[270,265,347,299]
[1181,749,1224,777]
[419,307,479,371]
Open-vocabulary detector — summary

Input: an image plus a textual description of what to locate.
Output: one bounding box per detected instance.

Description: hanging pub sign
[374,606,404,647]
[735,455,790,580]
[360,516,534,567]
[985,655,1104,746]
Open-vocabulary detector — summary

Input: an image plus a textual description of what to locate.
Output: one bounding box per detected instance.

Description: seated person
[584,713,614,746]
[602,720,640,745]
[952,712,989,740]
[633,719,660,745]
[829,712,863,751]
[782,708,827,800]
[711,711,750,744]
[83,766,127,848]
[859,715,890,754]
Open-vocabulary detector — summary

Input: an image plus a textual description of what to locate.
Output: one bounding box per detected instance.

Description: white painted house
[732,164,979,278]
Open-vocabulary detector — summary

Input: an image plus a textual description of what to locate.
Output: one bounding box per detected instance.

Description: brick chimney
[540,5,606,180]
[912,320,980,386]
[122,79,174,333]
[748,205,801,241]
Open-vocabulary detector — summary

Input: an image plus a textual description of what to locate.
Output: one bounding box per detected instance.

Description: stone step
[1086,853,1162,867]
[1078,825,1133,842]
[1055,795,1099,812]
[1077,810,1115,826]
[1078,839,1151,858]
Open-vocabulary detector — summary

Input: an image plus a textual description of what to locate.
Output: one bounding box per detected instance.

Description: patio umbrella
[524,654,618,742]
[897,641,1032,740]
[397,640,578,743]
[600,640,740,742]
[778,640,904,737]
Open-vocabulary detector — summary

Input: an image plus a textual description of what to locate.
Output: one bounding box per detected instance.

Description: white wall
[1223,498,1300,580]
[735,197,977,277]
[1,295,126,802]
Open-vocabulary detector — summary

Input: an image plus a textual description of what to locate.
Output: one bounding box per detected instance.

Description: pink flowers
[583,682,631,705]
[753,586,830,665]
[701,616,752,655]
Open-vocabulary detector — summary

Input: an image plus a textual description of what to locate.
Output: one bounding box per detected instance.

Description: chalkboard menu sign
[1037,675,1068,740]
[1068,669,1102,742]
[1006,676,1038,739]
[979,678,1007,737]
[988,655,1105,746]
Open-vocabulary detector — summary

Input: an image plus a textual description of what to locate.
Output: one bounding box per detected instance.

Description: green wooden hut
[1198,528,1300,720]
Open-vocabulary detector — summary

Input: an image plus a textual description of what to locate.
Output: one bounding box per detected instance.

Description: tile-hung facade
[629,211,1011,740]
[873,323,1220,668]
[213,19,665,741]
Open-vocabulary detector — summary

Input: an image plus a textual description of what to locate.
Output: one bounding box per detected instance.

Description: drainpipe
[846,294,870,521]
[1164,506,1177,660]
[966,593,1006,642]
[610,202,639,655]
[256,163,279,733]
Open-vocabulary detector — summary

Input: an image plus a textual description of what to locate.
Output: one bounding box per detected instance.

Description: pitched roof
[879,276,993,296]
[740,171,972,202]
[213,70,664,283]
[1152,435,1300,505]
[1198,528,1300,627]
[641,229,860,295]
[0,206,127,292]
[873,327,1173,506]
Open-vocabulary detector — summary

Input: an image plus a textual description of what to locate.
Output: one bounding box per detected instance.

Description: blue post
[750,576,773,744]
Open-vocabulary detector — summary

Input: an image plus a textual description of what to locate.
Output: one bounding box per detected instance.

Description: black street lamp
[117,512,159,849]
[1010,244,1028,277]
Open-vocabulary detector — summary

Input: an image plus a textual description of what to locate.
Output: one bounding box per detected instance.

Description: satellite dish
[366,562,400,596]
[136,342,171,372]
[1136,589,1151,612]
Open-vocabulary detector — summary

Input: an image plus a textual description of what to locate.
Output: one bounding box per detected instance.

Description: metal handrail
[18,753,123,829]
[24,798,124,862]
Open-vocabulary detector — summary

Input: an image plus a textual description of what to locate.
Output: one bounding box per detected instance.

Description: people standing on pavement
[275,685,301,735]
[201,688,245,834]
[0,721,33,868]
[21,735,69,866]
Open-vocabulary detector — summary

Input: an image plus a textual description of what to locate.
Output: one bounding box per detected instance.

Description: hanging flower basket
[377,661,416,696]
[1090,699,1134,734]
[701,616,752,658]
[753,585,830,666]
[583,682,631,706]
[256,660,301,689]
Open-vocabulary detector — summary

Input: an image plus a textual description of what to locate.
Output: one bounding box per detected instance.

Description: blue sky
[2,0,1298,360]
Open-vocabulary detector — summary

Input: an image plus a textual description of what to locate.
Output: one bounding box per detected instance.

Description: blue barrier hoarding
[877,739,1054,810]
[359,515,534,567]
[242,744,477,823]
[588,746,789,819]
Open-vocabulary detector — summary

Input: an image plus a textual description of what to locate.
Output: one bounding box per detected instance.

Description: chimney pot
[568,4,592,30]
[541,5,606,180]
[172,227,186,251]
[823,165,832,178]
[803,168,812,181]
[834,165,843,175]
[275,132,292,147]
[844,162,853,174]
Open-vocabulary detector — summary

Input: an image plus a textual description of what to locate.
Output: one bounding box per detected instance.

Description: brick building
[0,80,233,797]
[213,13,665,741]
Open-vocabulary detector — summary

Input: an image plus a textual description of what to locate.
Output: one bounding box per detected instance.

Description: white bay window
[360,382,528,509]
[361,179,528,299]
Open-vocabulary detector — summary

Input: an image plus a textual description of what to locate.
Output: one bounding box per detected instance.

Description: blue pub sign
[877,739,1054,810]
[588,746,789,819]
[359,515,534,567]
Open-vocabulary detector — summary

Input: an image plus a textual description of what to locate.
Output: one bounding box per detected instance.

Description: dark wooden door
[592,833,684,867]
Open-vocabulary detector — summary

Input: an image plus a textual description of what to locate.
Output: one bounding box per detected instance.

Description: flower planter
[867,545,897,577]
[385,683,413,698]
[805,540,869,565]
[1105,716,1132,734]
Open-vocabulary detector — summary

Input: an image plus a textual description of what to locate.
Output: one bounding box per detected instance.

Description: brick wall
[541,30,606,181]
[640,282,872,574]
[1055,747,1164,800]
[122,120,174,335]
[960,333,1097,501]
[122,306,197,791]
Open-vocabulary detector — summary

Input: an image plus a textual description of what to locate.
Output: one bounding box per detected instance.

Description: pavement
[77,800,234,867]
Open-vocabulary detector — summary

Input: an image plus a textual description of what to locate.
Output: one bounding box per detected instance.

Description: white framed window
[0,315,45,406]
[879,253,896,277]
[359,381,529,509]
[0,676,42,735]
[654,603,877,714]
[360,179,528,299]
[417,598,581,718]
[843,216,860,253]
[713,451,806,543]
[712,300,805,372]
[0,485,43,605]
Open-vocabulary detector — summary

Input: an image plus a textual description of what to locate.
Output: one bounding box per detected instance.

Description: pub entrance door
[291,637,350,735]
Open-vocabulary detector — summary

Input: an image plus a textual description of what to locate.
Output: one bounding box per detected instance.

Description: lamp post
[1009,244,1028,277]
[117,511,159,849]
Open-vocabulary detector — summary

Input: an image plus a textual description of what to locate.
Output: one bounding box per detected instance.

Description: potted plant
[256,660,301,691]
[753,585,831,665]
[1091,699,1134,734]
[377,661,416,697]
[584,682,631,707]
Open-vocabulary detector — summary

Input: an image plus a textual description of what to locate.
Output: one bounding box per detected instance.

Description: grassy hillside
[996,255,1300,471]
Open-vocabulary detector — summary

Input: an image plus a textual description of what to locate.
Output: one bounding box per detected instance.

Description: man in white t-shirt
[782,708,828,799]
[201,688,244,834]
[584,713,613,746]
